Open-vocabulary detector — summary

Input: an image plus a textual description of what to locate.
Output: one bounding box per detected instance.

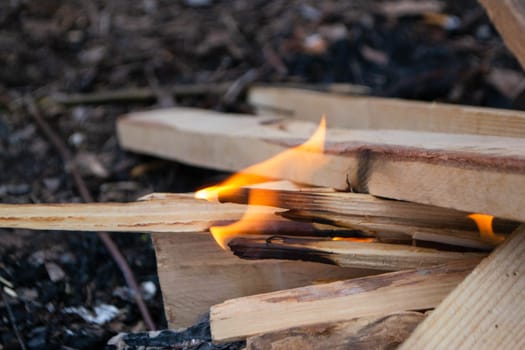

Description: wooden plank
[0,193,278,233]
[248,86,525,137]
[151,231,377,328]
[117,108,525,221]
[245,312,425,350]
[229,236,485,271]
[219,186,519,249]
[479,0,525,71]
[400,224,525,349]
[210,260,477,342]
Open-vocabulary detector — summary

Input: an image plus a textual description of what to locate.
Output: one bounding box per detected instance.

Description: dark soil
[1,0,524,349]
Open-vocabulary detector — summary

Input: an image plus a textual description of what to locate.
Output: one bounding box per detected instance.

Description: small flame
[468,213,504,244]
[332,237,375,243]
[196,117,327,249]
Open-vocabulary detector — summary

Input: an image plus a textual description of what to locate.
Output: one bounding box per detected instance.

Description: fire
[332,237,375,243]
[468,213,504,244]
[196,117,327,249]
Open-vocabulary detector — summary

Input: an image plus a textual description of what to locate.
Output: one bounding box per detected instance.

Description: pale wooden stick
[478,0,525,71]
[0,194,276,233]
[210,260,477,342]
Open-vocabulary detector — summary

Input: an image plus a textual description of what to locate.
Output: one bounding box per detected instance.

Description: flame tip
[201,115,328,249]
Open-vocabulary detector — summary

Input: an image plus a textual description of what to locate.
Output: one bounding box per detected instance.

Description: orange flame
[468,213,504,244]
[332,237,375,243]
[196,117,327,249]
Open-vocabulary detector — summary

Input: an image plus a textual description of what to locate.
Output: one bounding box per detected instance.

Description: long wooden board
[210,260,476,342]
[479,0,525,71]
[117,108,525,222]
[151,231,377,328]
[401,224,525,349]
[248,86,525,137]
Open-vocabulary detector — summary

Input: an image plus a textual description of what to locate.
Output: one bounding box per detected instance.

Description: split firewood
[245,311,425,350]
[218,186,517,249]
[210,260,478,342]
[152,231,378,328]
[228,236,485,271]
[478,0,525,71]
[117,108,525,222]
[0,193,278,233]
[401,224,525,349]
[248,86,525,137]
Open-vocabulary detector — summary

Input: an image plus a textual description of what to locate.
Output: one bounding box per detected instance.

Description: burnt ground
[0,0,524,349]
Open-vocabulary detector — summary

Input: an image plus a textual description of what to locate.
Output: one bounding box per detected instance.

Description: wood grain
[479,0,525,71]
[401,224,525,349]
[210,260,476,342]
[229,236,485,271]
[152,231,377,328]
[117,108,525,221]
[245,312,425,350]
[249,86,525,137]
[0,193,277,233]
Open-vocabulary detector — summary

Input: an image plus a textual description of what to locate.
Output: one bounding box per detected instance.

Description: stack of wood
[3,82,524,348]
[113,87,525,347]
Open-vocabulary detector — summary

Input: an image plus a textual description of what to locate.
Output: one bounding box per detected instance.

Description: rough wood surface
[401,224,525,349]
[479,0,525,71]
[117,108,525,221]
[152,231,377,328]
[245,312,425,350]
[220,186,518,249]
[0,193,279,233]
[229,236,485,271]
[210,260,476,342]
[248,86,525,137]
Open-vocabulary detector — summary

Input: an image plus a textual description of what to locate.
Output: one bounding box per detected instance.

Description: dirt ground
[1,0,524,349]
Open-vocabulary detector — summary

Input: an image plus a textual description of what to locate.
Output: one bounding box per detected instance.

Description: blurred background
[1,0,524,348]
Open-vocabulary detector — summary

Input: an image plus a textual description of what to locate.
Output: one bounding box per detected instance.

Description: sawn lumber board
[117,108,525,222]
[248,86,525,137]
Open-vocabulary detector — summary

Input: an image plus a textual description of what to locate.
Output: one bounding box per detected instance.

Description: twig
[51,82,232,106]
[2,289,27,350]
[24,97,156,331]
[222,69,260,105]
[145,65,176,108]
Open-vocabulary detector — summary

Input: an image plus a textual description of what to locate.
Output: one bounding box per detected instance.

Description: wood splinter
[228,236,485,271]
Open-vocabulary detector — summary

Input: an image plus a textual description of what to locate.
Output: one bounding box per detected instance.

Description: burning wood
[210,260,478,342]
[228,236,485,271]
[402,224,525,349]
[117,108,525,222]
[0,193,277,233]
[151,231,373,328]
[216,185,517,249]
